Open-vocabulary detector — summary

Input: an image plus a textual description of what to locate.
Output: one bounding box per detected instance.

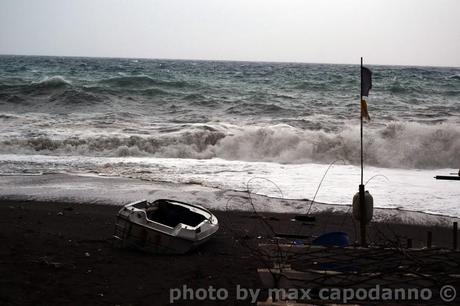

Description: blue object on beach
[293,239,304,245]
[312,232,349,247]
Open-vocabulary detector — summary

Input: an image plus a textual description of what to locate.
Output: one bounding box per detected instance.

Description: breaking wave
[1,57,459,171]
[1,122,459,169]
[32,76,72,89]
[0,75,72,95]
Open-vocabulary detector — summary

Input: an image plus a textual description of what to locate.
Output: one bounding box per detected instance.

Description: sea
[0,55,459,216]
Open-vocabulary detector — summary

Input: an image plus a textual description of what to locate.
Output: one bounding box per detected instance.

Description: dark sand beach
[1,199,458,305]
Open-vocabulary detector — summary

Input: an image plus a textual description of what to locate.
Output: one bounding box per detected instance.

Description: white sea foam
[0,154,459,217]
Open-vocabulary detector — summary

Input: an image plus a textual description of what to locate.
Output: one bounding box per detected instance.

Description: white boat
[113,199,219,254]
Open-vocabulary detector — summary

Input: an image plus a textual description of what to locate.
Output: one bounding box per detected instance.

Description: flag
[361,67,372,97]
[361,66,372,120]
[361,99,370,120]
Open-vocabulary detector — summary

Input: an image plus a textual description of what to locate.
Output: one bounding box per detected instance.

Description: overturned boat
[113,199,219,254]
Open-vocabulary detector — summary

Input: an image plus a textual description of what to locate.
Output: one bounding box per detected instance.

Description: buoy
[352,190,374,223]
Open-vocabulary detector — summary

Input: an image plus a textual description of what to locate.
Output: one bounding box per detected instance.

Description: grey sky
[1,0,459,67]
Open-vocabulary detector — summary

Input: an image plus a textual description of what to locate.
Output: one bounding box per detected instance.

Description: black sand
[0,200,457,305]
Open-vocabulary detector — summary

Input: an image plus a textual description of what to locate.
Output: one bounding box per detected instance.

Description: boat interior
[145,200,207,228]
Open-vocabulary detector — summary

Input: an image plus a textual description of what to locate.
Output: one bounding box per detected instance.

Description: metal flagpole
[359,57,367,246]
[360,57,364,186]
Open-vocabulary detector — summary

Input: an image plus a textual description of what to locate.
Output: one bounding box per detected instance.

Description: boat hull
[113,199,219,254]
[114,216,214,254]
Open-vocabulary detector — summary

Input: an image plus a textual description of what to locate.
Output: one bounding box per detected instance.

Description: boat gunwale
[118,199,219,240]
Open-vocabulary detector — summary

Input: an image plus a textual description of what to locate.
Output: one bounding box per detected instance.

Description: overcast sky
[1,0,459,67]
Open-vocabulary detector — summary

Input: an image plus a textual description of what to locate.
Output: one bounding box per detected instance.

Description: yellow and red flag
[361,67,372,121]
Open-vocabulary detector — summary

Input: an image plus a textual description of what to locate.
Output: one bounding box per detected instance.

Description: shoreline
[1,199,459,305]
[0,173,459,227]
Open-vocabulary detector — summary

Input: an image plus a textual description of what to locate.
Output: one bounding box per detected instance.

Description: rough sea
[1,55,459,216]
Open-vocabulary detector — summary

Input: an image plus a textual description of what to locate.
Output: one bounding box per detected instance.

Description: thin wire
[305,159,344,216]
[365,174,390,186]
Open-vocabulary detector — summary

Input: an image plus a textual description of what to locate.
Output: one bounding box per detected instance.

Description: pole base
[359,184,367,247]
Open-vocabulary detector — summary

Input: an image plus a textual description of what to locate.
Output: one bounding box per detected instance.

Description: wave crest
[32,76,72,89]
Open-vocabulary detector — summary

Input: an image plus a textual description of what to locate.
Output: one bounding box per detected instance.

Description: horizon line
[0,52,459,69]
